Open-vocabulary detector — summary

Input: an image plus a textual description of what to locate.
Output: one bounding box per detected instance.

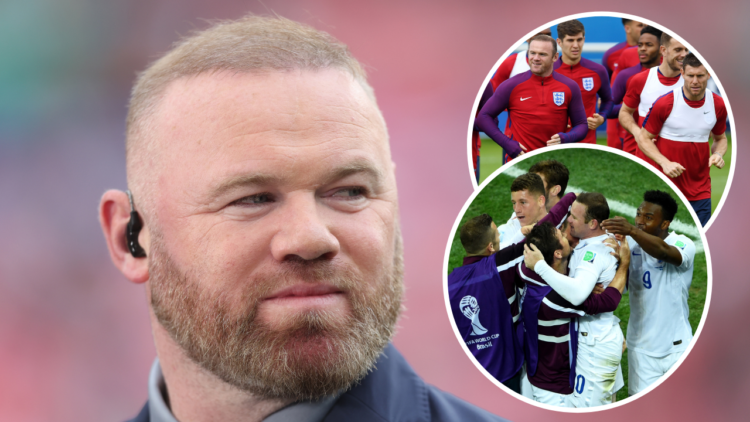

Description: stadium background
[446,147,707,402]
[0,1,747,421]
[474,16,732,215]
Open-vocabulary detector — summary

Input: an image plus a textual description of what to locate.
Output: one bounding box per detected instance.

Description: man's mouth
[263,284,347,308]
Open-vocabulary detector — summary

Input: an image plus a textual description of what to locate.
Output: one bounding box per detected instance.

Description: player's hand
[623,338,627,353]
[708,153,725,169]
[518,142,528,154]
[592,284,605,295]
[661,161,686,178]
[601,216,635,237]
[521,224,534,236]
[524,243,545,271]
[547,134,562,146]
[587,113,605,130]
[603,236,620,261]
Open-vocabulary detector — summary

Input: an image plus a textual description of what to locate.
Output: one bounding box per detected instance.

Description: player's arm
[593,67,613,125]
[637,127,685,177]
[709,131,728,168]
[494,241,526,266]
[476,82,525,157]
[556,84,588,144]
[618,103,640,137]
[523,245,598,306]
[708,98,729,168]
[539,192,576,226]
[601,216,683,266]
[618,75,644,136]
[473,82,495,132]
[609,71,628,118]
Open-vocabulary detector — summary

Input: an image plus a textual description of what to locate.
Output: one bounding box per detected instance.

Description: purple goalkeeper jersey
[517,263,622,394]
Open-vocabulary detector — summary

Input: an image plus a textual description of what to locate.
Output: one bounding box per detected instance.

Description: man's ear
[538,194,546,209]
[487,241,496,254]
[554,249,563,260]
[549,185,561,198]
[661,219,671,232]
[99,189,150,284]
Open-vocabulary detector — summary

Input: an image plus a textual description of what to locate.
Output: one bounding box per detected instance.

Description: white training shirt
[626,232,695,357]
[659,86,716,143]
[638,66,685,116]
[569,234,619,346]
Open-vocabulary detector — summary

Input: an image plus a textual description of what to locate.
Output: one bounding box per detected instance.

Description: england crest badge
[582,77,594,91]
[553,92,565,106]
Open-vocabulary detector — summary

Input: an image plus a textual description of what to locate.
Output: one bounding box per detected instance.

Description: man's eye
[232,193,274,206]
[331,187,367,199]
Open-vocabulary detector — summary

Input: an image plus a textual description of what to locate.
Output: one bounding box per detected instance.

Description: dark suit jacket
[126,344,508,422]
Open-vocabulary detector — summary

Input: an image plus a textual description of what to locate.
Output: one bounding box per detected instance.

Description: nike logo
[520,97,532,101]
[704,111,709,114]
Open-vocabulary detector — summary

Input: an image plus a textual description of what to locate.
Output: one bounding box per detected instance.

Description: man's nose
[270,193,340,262]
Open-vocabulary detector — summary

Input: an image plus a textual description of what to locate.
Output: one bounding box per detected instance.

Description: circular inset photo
[445,145,709,411]
[468,12,735,230]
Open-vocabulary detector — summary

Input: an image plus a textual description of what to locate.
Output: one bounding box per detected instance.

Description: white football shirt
[569,234,619,346]
[626,232,695,356]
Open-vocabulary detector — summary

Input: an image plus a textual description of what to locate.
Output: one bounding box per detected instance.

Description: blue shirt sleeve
[595,65,613,119]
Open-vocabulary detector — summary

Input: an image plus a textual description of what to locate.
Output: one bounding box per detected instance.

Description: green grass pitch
[452,147,708,402]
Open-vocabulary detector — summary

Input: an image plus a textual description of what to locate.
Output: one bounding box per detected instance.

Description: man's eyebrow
[323,161,384,189]
[208,161,384,199]
[210,173,281,199]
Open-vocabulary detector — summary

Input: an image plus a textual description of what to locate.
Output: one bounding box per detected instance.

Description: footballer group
[448,159,697,408]
[472,17,729,227]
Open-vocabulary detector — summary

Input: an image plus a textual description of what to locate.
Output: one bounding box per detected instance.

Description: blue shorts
[689,198,711,227]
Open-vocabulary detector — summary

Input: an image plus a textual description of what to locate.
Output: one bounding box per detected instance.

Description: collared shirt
[147,358,338,422]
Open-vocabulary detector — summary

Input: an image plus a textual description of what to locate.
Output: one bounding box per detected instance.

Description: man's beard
[149,230,403,401]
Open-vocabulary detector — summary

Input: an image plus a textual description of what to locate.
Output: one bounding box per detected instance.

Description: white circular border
[465,11,737,232]
[447,143,713,412]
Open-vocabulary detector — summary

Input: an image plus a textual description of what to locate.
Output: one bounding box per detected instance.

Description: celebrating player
[520,222,629,406]
[619,32,688,154]
[448,193,577,392]
[601,191,696,394]
[553,20,613,144]
[610,25,664,152]
[637,53,727,226]
[449,214,525,392]
[528,159,570,211]
[527,193,624,406]
[476,35,587,158]
[499,173,551,248]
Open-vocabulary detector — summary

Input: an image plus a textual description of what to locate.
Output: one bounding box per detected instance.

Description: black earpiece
[125,190,147,257]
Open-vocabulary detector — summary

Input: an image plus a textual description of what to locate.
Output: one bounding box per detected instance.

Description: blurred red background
[0,1,747,420]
